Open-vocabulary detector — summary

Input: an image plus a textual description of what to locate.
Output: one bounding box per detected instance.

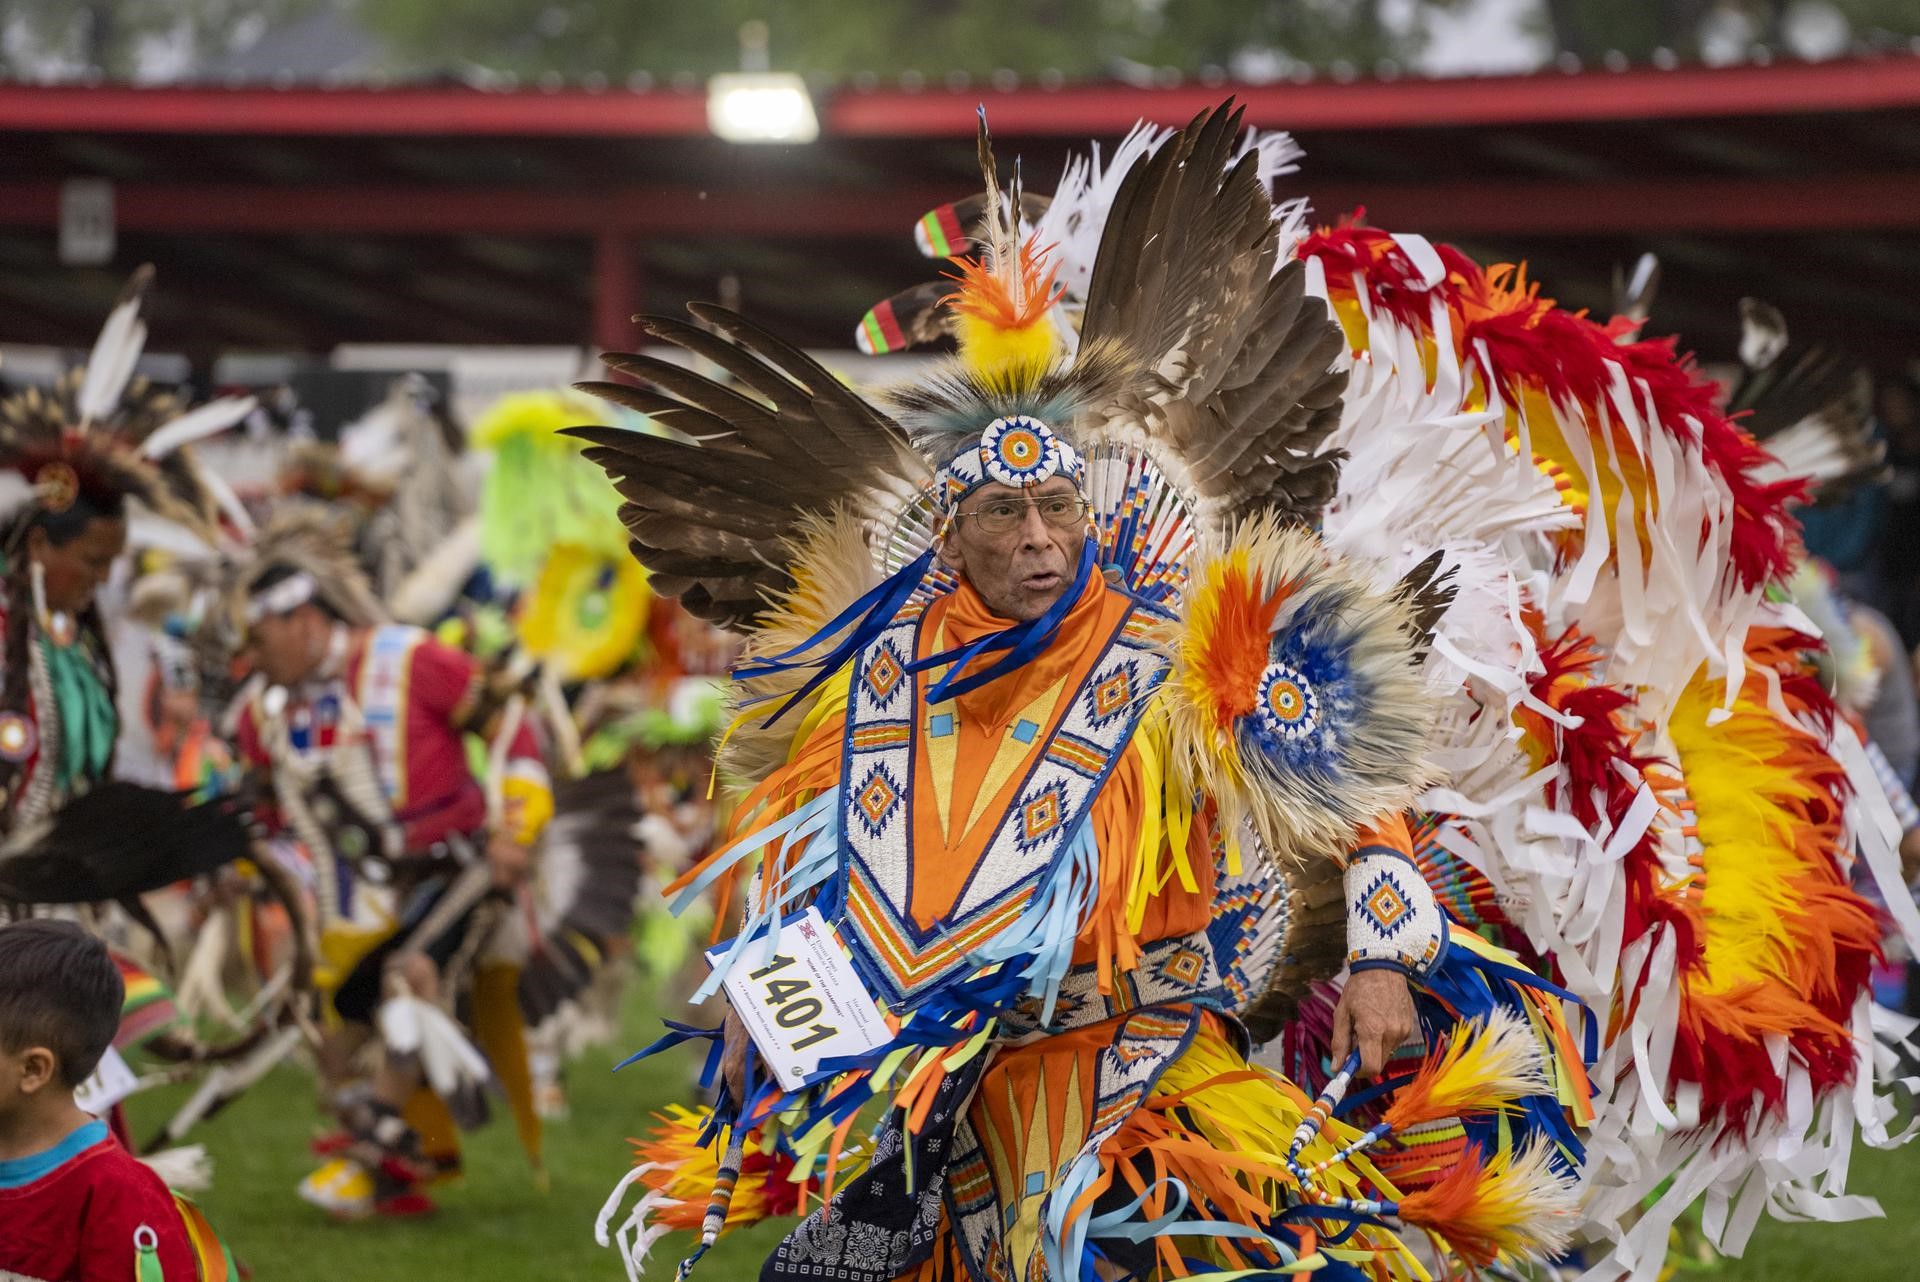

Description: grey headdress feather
[886,337,1139,465]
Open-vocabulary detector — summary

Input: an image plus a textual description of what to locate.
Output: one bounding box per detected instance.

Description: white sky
[1417,0,1553,75]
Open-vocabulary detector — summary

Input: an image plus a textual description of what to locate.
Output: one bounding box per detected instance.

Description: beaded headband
[934,415,1085,517]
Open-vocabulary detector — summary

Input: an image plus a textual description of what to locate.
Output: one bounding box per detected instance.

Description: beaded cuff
[1344,846,1446,977]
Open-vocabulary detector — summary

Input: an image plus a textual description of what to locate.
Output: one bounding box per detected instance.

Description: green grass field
[124,980,1920,1281]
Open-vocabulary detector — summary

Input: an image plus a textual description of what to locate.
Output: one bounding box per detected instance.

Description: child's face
[0,1041,61,1122]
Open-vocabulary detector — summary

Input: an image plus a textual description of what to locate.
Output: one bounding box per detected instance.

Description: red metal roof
[0,56,1916,361]
[0,51,1915,138]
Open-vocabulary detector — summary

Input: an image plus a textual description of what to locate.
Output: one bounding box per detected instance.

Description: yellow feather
[1384,1010,1549,1132]
[720,508,877,785]
[1125,709,1171,931]
[952,309,1060,387]
[1669,664,1823,995]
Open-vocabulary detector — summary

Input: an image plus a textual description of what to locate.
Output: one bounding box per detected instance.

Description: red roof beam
[0,83,711,136]
[829,54,1920,135]
[0,53,1915,139]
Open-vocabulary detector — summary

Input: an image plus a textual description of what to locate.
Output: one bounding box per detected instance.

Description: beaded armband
[1343,846,1446,977]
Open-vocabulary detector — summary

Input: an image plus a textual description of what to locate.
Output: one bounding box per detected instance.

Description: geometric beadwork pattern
[863,642,907,707]
[1344,847,1446,974]
[856,765,901,836]
[1255,661,1319,740]
[1090,666,1135,725]
[839,595,1169,1005]
[1019,788,1064,846]
[1154,945,1208,987]
[1364,875,1410,934]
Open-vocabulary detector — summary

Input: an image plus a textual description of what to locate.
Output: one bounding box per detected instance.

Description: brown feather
[1393,550,1458,663]
[1241,853,1346,1042]
[1072,101,1349,531]
[1724,315,1883,497]
[567,304,927,629]
[854,281,959,351]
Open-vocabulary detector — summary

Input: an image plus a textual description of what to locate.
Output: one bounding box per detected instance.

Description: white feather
[1030,122,1169,310]
[172,908,236,1029]
[139,1145,213,1192]
[376,993,492,1098]
[77,279,150,427]
[190,457,257,538]
[0,472,37,526]
[1244,128,1304,190]
[140,395,258,460]
[388,516,481,625]
[1748,418,1854,488]
[125,511,220,562]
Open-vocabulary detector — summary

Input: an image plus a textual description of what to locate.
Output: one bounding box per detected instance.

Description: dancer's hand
[1331,967,1416,1077]
[720,1005,750,1105]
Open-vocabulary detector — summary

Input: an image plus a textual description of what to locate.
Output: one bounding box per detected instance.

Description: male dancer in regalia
[582,105,1583,1281]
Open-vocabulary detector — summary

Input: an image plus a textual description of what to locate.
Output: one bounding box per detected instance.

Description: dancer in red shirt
[225,511,552,1219]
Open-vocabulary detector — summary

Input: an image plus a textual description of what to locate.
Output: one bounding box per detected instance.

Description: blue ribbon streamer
[733,548,936,726]
[909,539,1096,703]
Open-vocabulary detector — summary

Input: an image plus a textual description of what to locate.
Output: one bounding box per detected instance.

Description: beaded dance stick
[675,1125,747,1281]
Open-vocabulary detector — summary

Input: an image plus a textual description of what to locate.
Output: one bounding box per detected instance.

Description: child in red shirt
[0,920,200,1282]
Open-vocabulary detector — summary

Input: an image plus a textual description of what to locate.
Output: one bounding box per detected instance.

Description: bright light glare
[707,72,819,143]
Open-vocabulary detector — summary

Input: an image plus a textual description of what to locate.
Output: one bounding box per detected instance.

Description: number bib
[713,906,893,1091]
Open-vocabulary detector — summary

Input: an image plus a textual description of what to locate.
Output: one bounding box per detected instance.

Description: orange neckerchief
[906,574,1133,928]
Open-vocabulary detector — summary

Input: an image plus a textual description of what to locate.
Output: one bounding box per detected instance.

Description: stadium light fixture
[707,72,819,144]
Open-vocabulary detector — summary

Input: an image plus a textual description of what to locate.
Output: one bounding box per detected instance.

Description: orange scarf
[906,574,1133,927]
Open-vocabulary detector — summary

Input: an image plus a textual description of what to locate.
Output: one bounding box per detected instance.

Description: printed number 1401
[745,951,839,1051]
[712,905,892,1091]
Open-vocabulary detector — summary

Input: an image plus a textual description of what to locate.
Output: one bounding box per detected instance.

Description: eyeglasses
[954,494,1090,536]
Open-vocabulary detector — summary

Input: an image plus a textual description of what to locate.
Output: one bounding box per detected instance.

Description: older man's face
[937,475,1087,621]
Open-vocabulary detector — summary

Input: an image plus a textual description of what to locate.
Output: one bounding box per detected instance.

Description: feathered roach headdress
[570,99,1350,631]
[0,266,254,549]
[226,503,387,636]
[885,110,1138,524]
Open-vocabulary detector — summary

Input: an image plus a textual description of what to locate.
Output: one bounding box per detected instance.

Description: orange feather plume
[942,236,1068,384]
[1396,1141,1577,1267]
[943,237,1064,332]
[1178,551,1289,739]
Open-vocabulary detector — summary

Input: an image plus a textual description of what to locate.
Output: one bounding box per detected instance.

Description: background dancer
[226,512,553,1220]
